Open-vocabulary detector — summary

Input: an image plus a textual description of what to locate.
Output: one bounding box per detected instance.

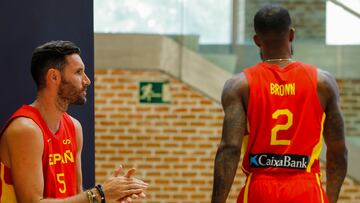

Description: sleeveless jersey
[242,61,325,174]
[0,105,78,202]
[0,162,16,203]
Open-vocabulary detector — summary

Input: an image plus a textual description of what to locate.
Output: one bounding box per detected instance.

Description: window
[94,0,232,44]
[326,0,360,44]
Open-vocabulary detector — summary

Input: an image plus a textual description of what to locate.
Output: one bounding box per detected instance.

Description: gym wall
[0,0,95,188]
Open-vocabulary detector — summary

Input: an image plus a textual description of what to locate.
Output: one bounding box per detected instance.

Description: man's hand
[100,165,148,203]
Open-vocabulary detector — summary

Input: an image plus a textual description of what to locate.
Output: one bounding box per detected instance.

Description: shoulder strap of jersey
[61,113,77,150]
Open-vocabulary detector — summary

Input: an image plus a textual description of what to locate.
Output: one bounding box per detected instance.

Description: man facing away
[211,4,347,203]
[0,40,148,203]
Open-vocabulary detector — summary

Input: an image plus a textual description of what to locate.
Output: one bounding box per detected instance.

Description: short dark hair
[254,4,291,36]
[31,40,81,90]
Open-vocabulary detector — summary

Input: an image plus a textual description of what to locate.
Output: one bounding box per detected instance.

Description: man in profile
[0,40,148,203]
[211,4,347,203]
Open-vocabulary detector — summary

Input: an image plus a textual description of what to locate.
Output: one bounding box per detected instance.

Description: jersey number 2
[271,109,293,145]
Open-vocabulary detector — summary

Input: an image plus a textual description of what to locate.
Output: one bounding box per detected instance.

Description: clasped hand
[102,165,148,203]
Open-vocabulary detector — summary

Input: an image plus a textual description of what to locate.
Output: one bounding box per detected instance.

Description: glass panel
[326,0,360,44]
[338,0,360,10]
[94,0,182,34]
[182,0,231,44]
[94,0,231,44]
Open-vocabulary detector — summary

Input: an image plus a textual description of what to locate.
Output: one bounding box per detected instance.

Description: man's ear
[253,34,261,47]
[289,28,295,42]
[46,68,61,86]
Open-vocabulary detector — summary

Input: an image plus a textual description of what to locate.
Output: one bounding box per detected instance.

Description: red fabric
[0,163,13,199]
[237,173,328,203]
[0,183,1,199]
[242,62,324,174]
[0,105,78,198]
[3,165,12,185]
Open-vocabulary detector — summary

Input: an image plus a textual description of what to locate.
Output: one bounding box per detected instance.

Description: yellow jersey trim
[315,173,325,203]
[306,113,326,172]
[0,162,17,203]
[243,173,253,203]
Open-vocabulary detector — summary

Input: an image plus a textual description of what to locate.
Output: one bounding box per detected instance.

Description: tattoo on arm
[322,73,348,203]
[211,75,247,203]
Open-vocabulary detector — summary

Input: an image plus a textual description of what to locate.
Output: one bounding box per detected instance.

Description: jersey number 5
[271,109,293,145]
[56,173,67,194]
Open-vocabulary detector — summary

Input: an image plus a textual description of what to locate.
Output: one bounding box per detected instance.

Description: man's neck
[31,94,67,134]
[261,46,293,68]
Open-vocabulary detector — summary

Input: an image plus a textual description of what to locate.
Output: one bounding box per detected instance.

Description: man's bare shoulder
[1,117,44,167]
[317,68,338,98]
[68,115,83,149]
[223,73,248,93]
[221,73,248,106]
[68,115,82,131]
[318,68,335,83]
[4,117,42,140]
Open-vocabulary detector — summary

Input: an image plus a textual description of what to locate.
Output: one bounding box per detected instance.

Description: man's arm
[5,118,148,203]
[318,70,348,203]
[211,73,247,203]
[70,117,147,203]
[70,117,84,193]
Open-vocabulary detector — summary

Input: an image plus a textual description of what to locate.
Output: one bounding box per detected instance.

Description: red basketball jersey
[242,61,325,174]
[0,105,78,201]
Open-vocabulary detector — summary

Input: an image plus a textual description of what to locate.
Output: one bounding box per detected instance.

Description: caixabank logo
[250,153,309,169]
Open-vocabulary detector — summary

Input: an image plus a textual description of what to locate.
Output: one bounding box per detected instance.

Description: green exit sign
[139,81,171,104]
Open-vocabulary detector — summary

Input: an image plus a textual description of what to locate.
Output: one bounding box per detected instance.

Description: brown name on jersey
[270,83,295,96]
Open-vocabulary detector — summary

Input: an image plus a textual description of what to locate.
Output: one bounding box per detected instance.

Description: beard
[57,78,87,107]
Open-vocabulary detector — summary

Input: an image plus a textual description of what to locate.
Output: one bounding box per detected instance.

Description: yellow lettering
[48,151,75,166]
[49,154,54,166]
[279,84,284,96]
[284,83,296,96]
[271,109,293,145]
[285,84,291,95]
[63,150,74,163]
[270,83,295,96]
[53,154,62,165]
[62,139,71,145]
[56,173,67,193]
[270,83,275,95]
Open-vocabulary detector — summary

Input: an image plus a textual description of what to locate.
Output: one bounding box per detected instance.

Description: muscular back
[211,61,347,203]
[238,63,346,202]
[240,62,325,173]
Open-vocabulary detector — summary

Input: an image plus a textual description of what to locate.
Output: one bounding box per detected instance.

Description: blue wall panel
[0,0,95,188]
